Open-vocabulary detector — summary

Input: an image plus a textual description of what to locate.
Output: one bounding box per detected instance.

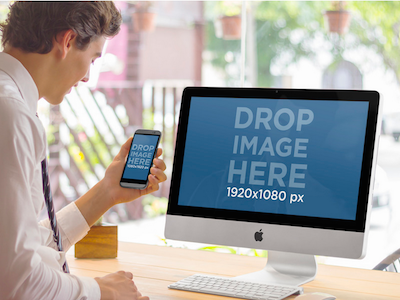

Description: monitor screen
[165,87,380,267]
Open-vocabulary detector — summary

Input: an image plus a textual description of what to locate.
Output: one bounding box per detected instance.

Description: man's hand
[95,271,149,300]
[75,137,167,227]
[102,136,167,206]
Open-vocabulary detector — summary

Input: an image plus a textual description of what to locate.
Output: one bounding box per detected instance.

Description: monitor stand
[234,251,317,286]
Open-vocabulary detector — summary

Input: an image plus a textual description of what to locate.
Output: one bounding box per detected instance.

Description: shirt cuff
[75,276,101,300]
[57,202,91,251]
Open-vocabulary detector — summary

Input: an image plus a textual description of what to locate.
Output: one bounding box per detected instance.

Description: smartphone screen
[120,129,161,189]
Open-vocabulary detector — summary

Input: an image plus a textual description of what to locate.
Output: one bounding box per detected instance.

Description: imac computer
[165,87,380,286]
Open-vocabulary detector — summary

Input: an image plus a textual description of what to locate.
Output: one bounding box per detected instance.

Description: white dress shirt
[0,52,101,300]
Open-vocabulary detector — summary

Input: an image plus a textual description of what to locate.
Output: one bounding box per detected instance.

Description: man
[0,2,166,299]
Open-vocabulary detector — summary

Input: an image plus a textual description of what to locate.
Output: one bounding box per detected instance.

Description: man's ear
[54,29,77,59]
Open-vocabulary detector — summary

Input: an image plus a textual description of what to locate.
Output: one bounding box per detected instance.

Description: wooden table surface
[67,242,400,300]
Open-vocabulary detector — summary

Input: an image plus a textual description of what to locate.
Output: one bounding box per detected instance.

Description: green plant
[93,216,103,226]
[197,245,268,257]
[142,108,154,129]
[142,194,168,218]
[0,2,9,22]
[206,1,400,87]
[329,1,347,11]
[205,1,330,87]
[210,1,242,17]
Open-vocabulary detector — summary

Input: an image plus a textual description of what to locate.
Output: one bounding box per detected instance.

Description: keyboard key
[201,287,237,296]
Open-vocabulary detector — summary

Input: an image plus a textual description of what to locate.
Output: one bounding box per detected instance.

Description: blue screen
[177,97,369,221]
[122,134,159,181]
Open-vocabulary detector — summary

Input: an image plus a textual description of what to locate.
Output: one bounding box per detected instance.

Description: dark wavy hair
[0,1,122,53]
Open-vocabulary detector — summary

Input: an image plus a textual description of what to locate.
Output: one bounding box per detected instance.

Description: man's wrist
[75,179,116,227]
[95,179,120,209]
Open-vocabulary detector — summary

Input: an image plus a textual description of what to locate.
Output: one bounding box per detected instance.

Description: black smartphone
[120,129,161,189]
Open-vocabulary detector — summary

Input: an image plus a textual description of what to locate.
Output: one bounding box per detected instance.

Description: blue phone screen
[122,134,159,181]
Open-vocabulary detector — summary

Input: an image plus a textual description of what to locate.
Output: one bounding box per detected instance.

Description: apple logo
[254,229,263,242]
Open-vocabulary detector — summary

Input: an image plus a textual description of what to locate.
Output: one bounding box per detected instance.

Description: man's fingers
[155,147,163,158]
[153,157,166,172]
[116,137,133,160]
[150,166,167,183]
[125,271,134,279]
[147,175,160,191]
[116,270,134,280]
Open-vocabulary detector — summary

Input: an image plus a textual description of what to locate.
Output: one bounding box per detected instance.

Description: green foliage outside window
[205,1,400,86]
[142,194,168,218]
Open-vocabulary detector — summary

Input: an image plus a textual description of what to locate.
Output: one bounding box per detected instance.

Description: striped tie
[41,158,69,273]
[38,113,69,273]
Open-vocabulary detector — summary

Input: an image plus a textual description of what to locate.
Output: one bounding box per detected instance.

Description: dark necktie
[39,123,69,273]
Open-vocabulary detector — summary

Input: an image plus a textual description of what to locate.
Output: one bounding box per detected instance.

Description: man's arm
[38,202,92,252]
[73,137,166,300]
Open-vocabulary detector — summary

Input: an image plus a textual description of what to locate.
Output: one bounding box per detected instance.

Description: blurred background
[1,0,400,269]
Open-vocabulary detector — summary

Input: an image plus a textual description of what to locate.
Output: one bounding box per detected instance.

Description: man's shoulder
[0,70,24,103]
[0,70,30,123]
[0,69,45,157]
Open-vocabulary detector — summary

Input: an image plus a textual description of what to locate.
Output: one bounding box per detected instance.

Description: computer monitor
[165,87,380,286]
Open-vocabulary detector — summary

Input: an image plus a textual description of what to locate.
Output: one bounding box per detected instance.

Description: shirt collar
[0,52,39,114]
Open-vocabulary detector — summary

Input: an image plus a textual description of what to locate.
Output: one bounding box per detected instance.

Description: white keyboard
[168,274,303,300]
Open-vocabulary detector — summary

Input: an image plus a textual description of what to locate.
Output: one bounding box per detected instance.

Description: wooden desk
[67,242,400,300]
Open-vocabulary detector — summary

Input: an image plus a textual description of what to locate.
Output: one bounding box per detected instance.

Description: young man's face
[45,36,106,105]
